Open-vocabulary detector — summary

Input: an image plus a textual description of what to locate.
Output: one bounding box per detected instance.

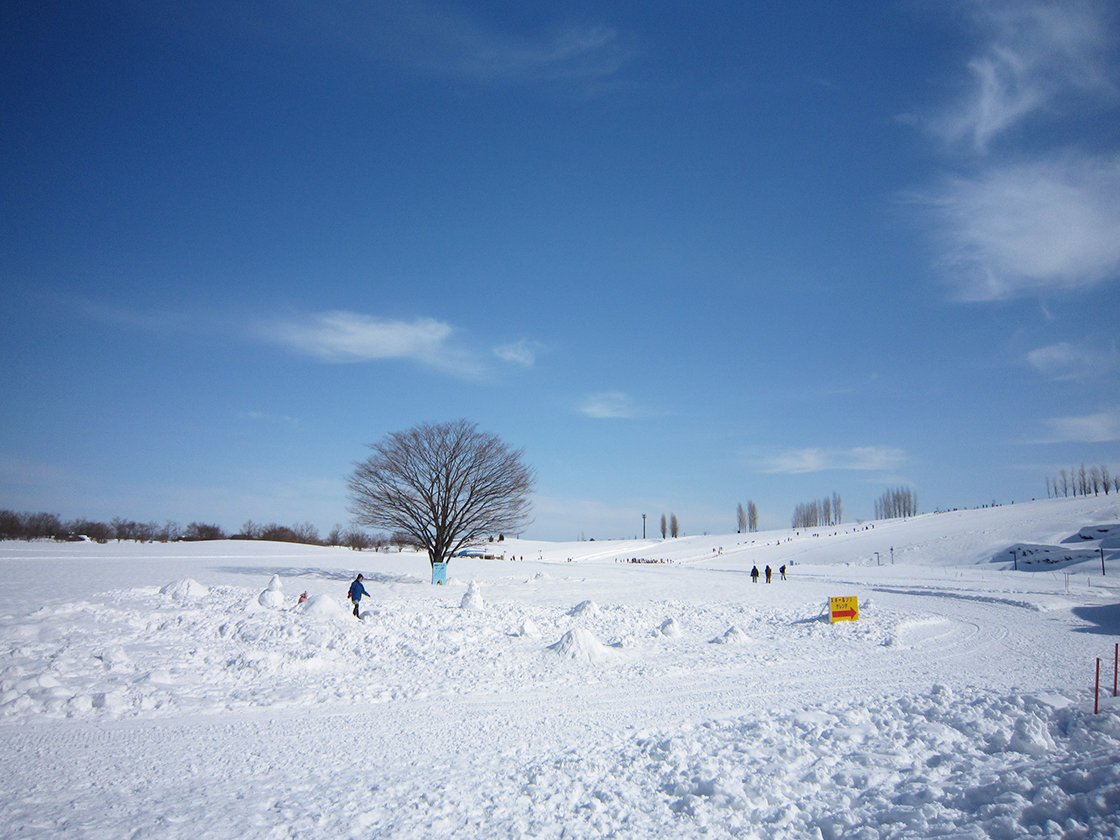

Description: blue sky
[2,1,1119,540]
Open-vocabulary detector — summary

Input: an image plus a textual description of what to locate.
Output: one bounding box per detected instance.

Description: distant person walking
[765,565,772,583]
[751,566,759,583]
[779,565,786,580]
[348,574,370,619]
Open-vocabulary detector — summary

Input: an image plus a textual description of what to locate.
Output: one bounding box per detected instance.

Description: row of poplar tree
[1045,464,1116,498]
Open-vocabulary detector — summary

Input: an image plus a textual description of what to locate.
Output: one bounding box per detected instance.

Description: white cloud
[258,311,482,376]
[760,447,906,475]
[1041,406,1120,443]
[1027,342,1117,381]
[933,0,1115,151]
[916,2,1120,300]
[579,392,635,419]
[927,154,1120,300]
[494,339,543,368]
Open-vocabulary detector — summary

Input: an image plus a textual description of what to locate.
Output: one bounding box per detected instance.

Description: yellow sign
[829,596,859,623]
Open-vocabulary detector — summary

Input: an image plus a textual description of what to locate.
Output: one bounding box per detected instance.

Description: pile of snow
[158,578,208,601]
[657,617,683,637]
[547,627,616,663]
[517,617,541,638]
[296,592,347,619]
[710,625,751,644]
[256,574,285,608]
[568,598,599,617]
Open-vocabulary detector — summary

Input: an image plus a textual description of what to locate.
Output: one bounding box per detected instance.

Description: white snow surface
[2,496,1120,838]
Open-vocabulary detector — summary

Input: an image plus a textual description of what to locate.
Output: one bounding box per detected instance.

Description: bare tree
[347,419,534,569]
[660,514,667,539]
[736,503,748,533]
[670,513,679,538]
[874,487,918,520]
[747,500,758,532]
[1102,465,1112,495]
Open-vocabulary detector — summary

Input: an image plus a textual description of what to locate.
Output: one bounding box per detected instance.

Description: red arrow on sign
[831,609,857,619]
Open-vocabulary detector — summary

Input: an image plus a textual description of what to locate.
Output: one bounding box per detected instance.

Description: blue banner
[432,561,447,586]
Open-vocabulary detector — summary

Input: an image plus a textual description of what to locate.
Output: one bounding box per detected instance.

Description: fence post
[1095,658,1101,714]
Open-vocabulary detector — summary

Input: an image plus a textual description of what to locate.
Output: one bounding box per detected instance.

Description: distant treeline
[791,493,843,530]
[1045,464,1116,498]
[874,487,918,520]
[0,510,387,551]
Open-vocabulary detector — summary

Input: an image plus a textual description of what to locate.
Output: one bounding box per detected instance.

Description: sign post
[432,561,447,586]
[829,596,859,623]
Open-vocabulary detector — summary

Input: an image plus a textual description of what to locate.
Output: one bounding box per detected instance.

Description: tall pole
[1102,547,1106,576]
[642,514,646,540]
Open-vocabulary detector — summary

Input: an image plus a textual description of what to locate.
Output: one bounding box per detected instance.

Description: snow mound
[547,627,615,662]
[296,593,347,619]
[1075,523,1120,541]
[159,578,209,601]
[460,581,484,611]
[518,618,541,638]
[568,599,600,617]
[257,574,285,608]
[1009,713,1055,756]
[709,625,751,644]
[657,617,682,637]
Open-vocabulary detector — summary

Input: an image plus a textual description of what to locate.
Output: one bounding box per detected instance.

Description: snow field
[2,496,1120,838]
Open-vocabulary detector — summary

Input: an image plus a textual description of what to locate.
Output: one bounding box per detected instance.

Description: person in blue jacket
[348,574,370,618]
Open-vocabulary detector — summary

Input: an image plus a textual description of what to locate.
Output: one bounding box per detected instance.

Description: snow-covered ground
[2,496,1119,839]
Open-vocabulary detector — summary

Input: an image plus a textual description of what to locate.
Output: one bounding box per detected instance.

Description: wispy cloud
[579,391,635,419]
[1041,406,1120,443]
[494,339,543,368]
[926,154,1120,300]
[336,2,638,88]
[1027,341,1117,381]
[916,1,1120,301]
[257,311,482,376]
[759,447,906,475]
[931,0,1115,151]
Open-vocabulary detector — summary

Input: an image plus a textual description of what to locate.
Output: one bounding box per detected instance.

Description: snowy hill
[2,495,1119,838]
